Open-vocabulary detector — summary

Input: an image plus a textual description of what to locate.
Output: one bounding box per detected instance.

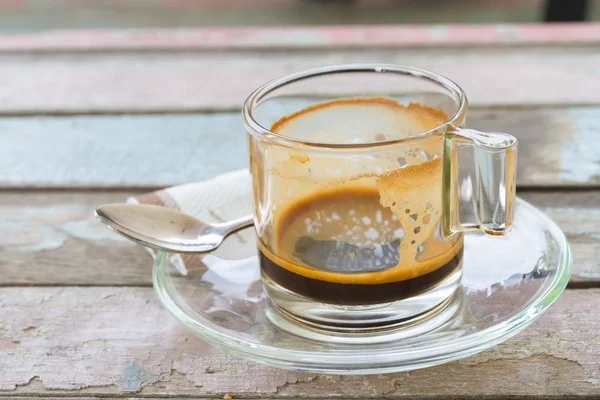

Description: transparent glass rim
[152,197,572,374]
[241,63,468,149]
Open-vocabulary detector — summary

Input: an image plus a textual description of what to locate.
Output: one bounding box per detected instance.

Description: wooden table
[1,23,599,398]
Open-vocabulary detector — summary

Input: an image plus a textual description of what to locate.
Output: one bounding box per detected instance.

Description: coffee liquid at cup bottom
[258,97,463,305]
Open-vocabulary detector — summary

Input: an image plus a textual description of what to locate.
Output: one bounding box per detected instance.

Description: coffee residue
[259,96,462,284]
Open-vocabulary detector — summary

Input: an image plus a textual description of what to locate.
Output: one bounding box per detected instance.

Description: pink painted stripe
[1,23,600,51]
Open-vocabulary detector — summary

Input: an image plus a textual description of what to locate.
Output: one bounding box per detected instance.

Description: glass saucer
[153,197,571,374]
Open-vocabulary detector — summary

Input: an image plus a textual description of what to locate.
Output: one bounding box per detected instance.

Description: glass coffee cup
[243,64,517,331]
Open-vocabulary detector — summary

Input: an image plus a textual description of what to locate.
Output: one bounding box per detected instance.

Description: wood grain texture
[0,190,597,286]
[520,191,600,286]
[1,46,600,114]
[0,191,152,286]
[0,113,247,188]
[0,287,598,397]
[1,107,598,188]
[2,24,600,52]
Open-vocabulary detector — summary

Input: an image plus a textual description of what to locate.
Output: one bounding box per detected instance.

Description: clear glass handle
[443,128,518,236]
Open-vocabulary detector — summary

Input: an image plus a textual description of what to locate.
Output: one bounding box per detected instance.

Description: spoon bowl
[95,204,254,253]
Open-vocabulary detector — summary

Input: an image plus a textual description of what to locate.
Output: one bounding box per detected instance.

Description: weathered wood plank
[0,107,598,188]
[520,192,600,285]
[0,287,598,397]
[0,113,248,188]
[0,191,152,286]
[1,46,600,114]
[2,24,600,52]
[0,190,597,286]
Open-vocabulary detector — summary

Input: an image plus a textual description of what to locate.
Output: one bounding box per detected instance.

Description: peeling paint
[61,218,129,242]
[560,108,600,183]
[0,211,128,253]
[119,361,159,392]
[580,272,600,279]
[1,287,598,396]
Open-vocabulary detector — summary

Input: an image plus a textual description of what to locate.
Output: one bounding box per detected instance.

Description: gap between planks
[2,186,600,193]
[0,282,594,290]
[2,102,600,118]
[1,185,599,192]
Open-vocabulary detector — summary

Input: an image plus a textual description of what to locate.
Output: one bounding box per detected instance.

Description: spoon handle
[213,214,254,236]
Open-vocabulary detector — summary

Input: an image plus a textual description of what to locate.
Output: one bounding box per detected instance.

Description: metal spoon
[95,203,254,253]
